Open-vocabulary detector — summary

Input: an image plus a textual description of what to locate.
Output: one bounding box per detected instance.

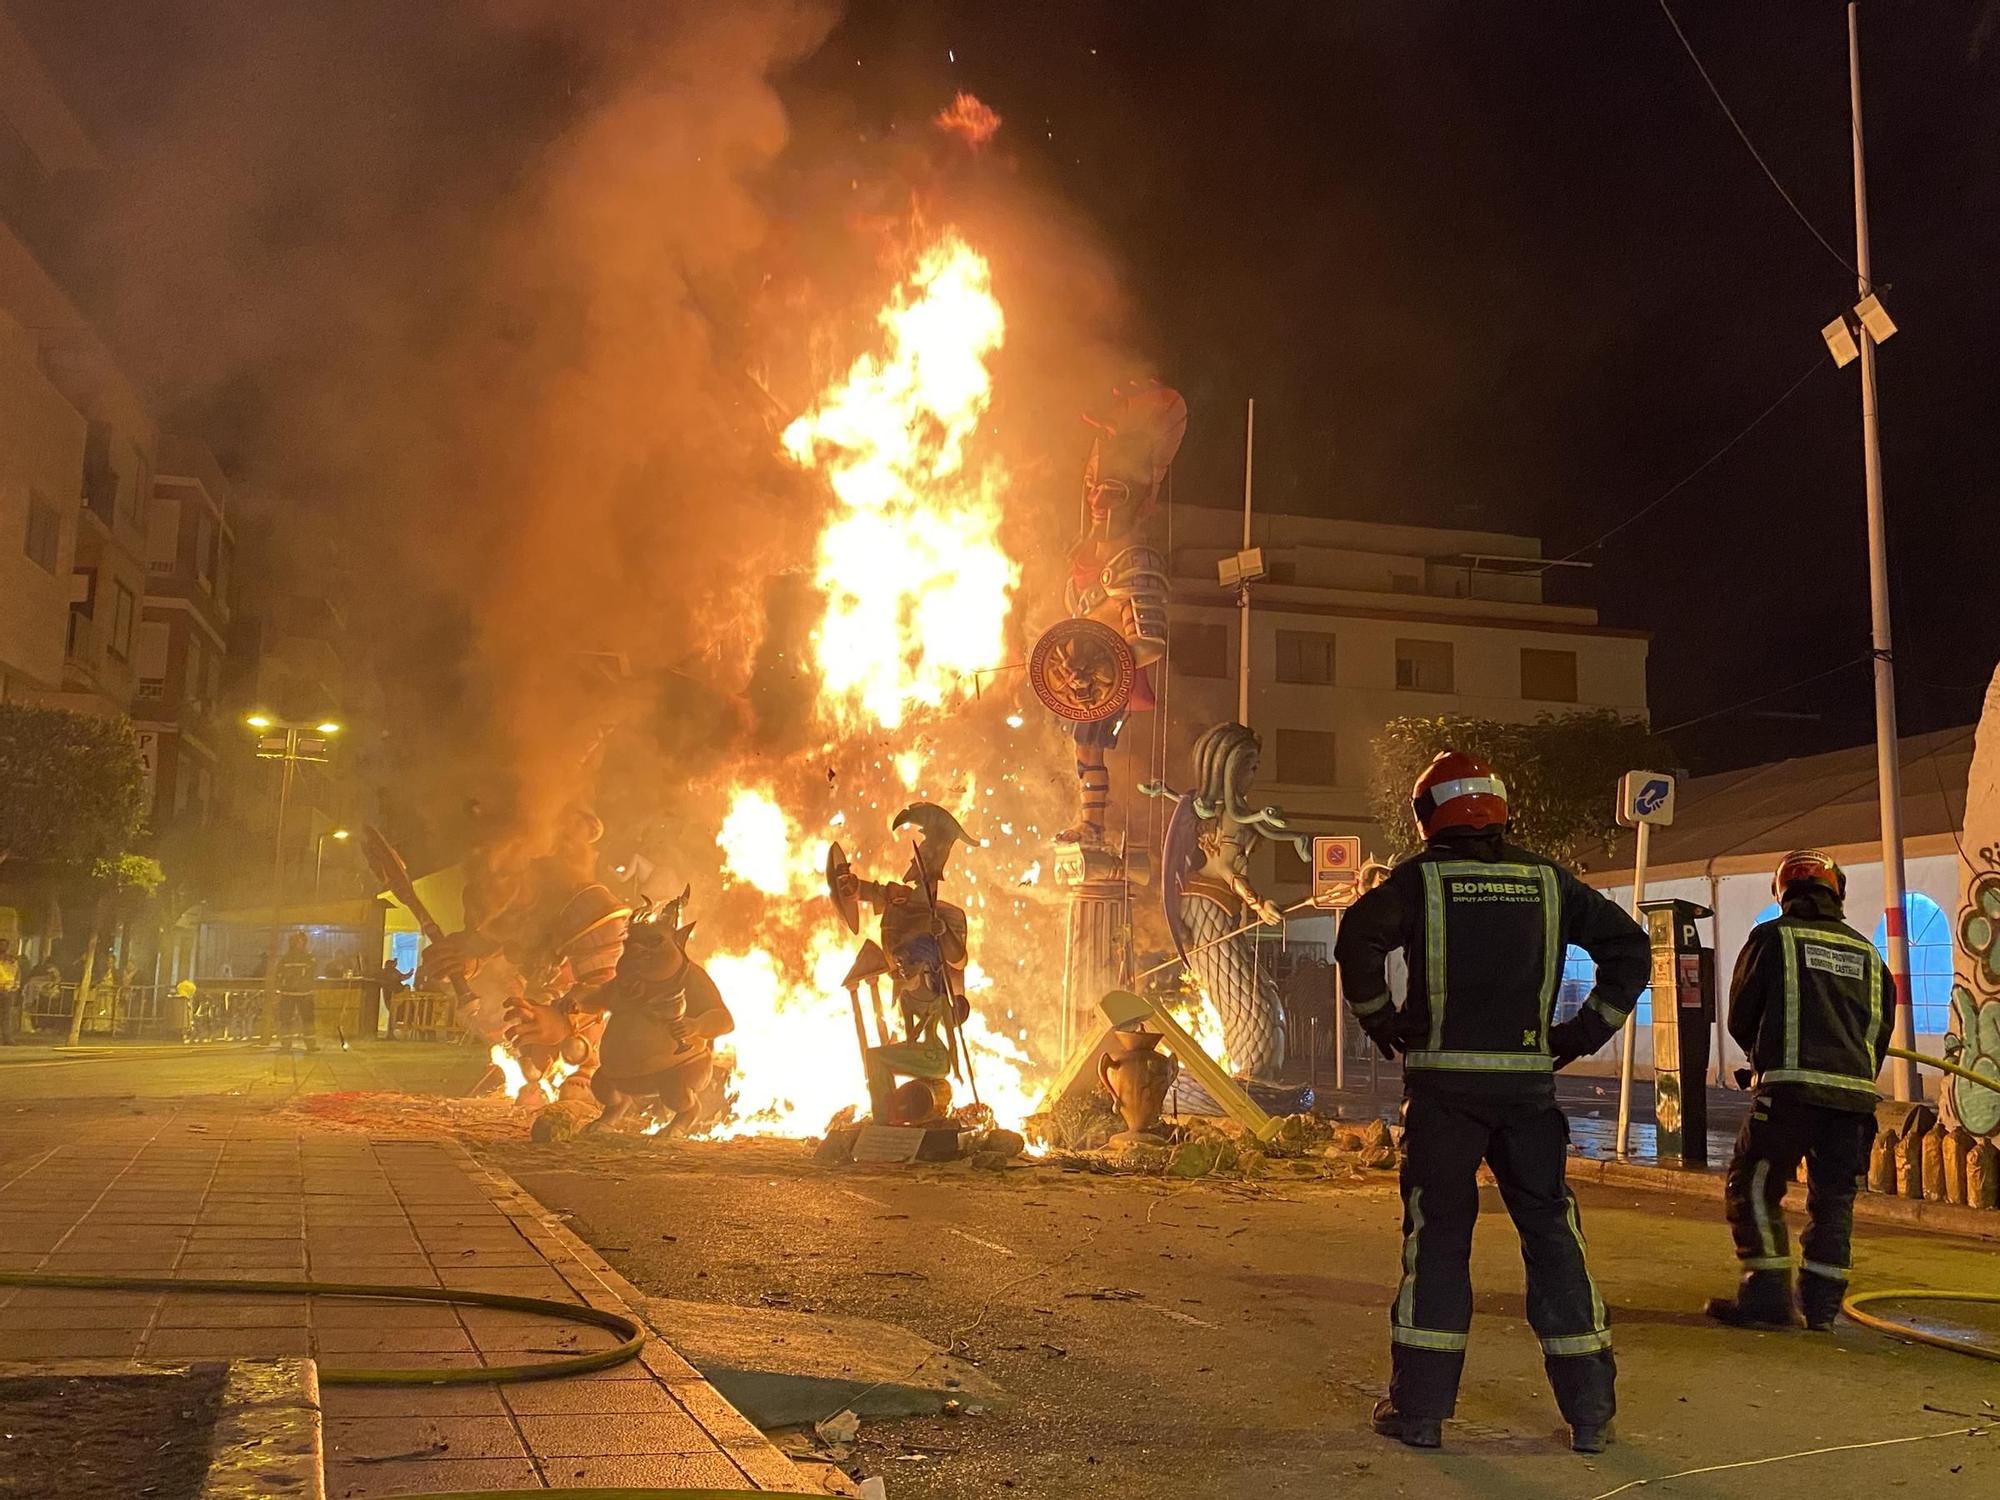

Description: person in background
[0,939,20,1045]
[168,977,198,1043]
[273,933,319,1053]
[377,958,411,1040]
[21,958,60,1038]
[1705,850,1892,1332]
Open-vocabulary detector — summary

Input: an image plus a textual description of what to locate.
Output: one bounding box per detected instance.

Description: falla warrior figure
[831,803,974,1049]
[1055,381,1185,846]
[1147,722,1310,1083]
[589,888,734,1136]
[418,807,630,1103]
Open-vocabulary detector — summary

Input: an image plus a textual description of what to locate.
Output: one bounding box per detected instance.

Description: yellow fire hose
[1835,1045,2000,1362]
[0,1269,826,1496]
[0,1270,646,1385]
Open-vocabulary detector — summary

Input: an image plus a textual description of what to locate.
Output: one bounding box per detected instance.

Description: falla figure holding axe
[826,802,980,1106]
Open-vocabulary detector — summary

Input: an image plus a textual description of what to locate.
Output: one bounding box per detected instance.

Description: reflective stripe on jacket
[1334,830,1650,1097]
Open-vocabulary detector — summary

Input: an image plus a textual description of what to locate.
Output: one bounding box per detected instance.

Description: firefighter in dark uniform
[1705,849,1891,1331]
[1334,751,1649,1454]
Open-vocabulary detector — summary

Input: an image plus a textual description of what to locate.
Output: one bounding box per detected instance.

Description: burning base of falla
[714,231,1071,1140]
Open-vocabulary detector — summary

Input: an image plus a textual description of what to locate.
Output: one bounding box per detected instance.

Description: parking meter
[1640,898,1714,1167]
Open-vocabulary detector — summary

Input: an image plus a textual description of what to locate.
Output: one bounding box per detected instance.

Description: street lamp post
[246,714,341,1025]
[315,828,350,896]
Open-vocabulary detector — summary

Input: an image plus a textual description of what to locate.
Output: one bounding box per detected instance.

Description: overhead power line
[1655,652,1871,737]
[1656,0,1862,279]
[1550,357,1823,568]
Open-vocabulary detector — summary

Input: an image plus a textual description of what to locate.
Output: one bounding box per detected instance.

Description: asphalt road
[3,1045,1992,1499]
[492,1135,2000,1500]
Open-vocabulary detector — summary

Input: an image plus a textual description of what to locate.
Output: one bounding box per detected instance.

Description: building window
[1521,647,1579,703]
[1170,621,1229,679]
[1274,629,1336,686]
[1874,894,1953,1035]
[1560,943,1651,1027]
[82,420,118,523]
[23,492,60,572]
[108,580,136,661]
[1395,638,1454,693]
[1274,728,1337,786]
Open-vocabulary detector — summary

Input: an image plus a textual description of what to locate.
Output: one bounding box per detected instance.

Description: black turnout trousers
[1723,1094,1875,1313]
[1390,1091,1614,1426]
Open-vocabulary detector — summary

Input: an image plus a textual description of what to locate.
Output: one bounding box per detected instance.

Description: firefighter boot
[1371,1397,1442,1450]
[1571,1420,1615,1454]
[1704,1269,1799,1329]
[1798,1269,1845,1331]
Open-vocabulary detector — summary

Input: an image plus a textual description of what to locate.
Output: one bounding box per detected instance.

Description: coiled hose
[0,1269,825,1496]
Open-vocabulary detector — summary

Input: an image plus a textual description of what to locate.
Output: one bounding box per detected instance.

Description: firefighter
[1334,750,1649,1454]
[1705,849,1891,1331]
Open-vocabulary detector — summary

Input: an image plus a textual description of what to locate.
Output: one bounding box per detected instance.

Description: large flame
[672,228,1055,1142]
[782,233,1017,732]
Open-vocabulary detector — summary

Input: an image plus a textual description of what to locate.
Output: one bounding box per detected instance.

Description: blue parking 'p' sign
[1618,770,1676,828]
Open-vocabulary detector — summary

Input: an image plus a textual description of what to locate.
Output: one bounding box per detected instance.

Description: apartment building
[0,10,153,723]
[1105,505,1651,902]
[133,436,238,832]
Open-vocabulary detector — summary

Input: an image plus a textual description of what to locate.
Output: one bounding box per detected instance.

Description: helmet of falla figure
[893,802,974,883]
[1773,848,1847,901]
[1411,750,1509,839]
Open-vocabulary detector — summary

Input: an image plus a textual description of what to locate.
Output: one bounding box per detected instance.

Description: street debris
[815,1408,862,1446]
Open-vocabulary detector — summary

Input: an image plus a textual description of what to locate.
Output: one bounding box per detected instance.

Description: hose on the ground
[0,1270,644,1385]
[1835,1046,2000,1361]
[1841,1288,2000,1362]
[0,1271,828,1496]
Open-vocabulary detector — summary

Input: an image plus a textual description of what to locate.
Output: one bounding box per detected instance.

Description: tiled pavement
[0,1116,812,1496]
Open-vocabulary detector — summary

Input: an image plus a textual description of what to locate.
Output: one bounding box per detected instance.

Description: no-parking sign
[1311,836,1364,909]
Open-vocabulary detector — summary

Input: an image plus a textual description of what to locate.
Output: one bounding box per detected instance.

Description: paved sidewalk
[0,1108,810,1496]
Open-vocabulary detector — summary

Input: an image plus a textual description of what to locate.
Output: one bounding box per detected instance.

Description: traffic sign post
[1613,771,1675,1157]
[1310,836,1363,910]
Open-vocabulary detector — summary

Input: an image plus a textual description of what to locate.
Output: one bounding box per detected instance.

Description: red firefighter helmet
[1773,848,1847,900]
[1411,750,1509,838]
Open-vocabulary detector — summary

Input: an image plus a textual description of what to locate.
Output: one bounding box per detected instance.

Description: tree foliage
[0,704,148,867]
[1367,711,1671,870]
[91,852,167,897]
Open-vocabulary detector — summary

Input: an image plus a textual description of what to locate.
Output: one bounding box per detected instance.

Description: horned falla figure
[589,887,734,1136]
[1147,722,1310,1081]
[1043,381,1184,846]
[417,808,629,1104]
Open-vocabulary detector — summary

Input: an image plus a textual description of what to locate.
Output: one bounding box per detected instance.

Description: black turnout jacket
[1334,829,1650,1100]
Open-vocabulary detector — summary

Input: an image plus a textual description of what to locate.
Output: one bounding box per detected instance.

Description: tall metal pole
[1614,819,1652,1159]
[262,730,296,1024]
[1848,2,1915,1100]
[1237,398,1255,727]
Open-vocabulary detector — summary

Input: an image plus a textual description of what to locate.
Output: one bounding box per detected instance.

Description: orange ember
[934,91,1002,148]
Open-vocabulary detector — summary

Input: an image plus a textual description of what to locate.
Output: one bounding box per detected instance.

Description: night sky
[798,0,2000,773]
[20,1,2000,780]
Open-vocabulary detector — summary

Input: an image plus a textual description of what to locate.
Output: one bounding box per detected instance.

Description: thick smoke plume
[24,0,1145,870]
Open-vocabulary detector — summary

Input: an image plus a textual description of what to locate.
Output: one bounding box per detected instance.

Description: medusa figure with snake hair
[1144,722,1310,1082]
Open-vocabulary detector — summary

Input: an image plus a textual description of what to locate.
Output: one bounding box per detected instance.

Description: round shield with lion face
[1029,617,1136,723]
